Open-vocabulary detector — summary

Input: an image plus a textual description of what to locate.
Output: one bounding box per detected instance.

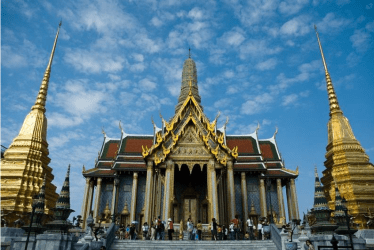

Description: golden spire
[314,25,341,116]
[31,21,62,113]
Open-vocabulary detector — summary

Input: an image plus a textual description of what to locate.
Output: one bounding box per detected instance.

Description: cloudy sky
[2,0,374,220]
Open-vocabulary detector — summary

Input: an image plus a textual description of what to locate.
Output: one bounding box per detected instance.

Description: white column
[144,161,154,224]
[241,172,248,228]
[81,177,91,228]
[276,179,286,223]
[290,178,300,220]
[93,178,102,223]
[259,179,267,218]
[286,180,294,220]
[163,160,174,221]
[227,160,236,220]
[207,160,219,222]
[130,172,138,222]
[111,178,119,216]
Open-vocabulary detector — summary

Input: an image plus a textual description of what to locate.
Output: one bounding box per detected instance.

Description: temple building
[315,27,374,229]
[0,23,61,225]
[81,54,300,229]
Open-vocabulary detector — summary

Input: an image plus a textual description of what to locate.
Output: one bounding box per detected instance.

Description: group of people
[117,215,271,241]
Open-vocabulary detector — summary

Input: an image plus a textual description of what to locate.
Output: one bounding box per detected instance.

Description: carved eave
[282,166,299,177]
[142,86,238,166]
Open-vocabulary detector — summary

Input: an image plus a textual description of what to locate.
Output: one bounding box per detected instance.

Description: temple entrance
[174,163,207,227]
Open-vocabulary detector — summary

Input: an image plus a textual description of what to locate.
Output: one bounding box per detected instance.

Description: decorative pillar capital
[97,177,102,185]
[114,177,120,186]
[133,172,138,179]
[147,160,153,169]
[208,159,215,170]
[86,177,91,184]
[260,179,265,186]
[277,178,281,185]
[166,160,174,170]
[241,172,246,179]
[290,178,295,185]
[227,160,233,170]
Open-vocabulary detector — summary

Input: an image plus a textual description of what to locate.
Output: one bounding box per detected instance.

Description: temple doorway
[174,163,207,227]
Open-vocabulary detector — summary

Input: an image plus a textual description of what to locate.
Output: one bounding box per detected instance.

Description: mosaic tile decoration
[246,175,260,215]
[266,182,279,216]
[117,175,133,213]
[99,181,113,215]
[136,174,146,218]
[234,174,243,219]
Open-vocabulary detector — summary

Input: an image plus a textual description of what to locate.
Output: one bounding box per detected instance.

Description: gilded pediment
[142,82,238,166]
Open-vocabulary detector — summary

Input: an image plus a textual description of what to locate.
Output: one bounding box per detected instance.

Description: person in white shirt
[246,218,254,240]
[257,222,263,240]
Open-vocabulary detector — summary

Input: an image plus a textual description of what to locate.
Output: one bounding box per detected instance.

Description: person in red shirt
[167,218,174,240]
[231,215,240,240]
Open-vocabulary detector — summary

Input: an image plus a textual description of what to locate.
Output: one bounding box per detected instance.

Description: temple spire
[313,167,329,210]
[56,164,71,209]
[314,25,341,116]
[32,21,62,112]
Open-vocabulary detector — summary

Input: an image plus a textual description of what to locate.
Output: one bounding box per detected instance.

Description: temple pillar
[276,179,286,224]
[85,179,94,228]
[241,172,248,230]
[81,177,91,228]
[163,160,174,221]
[111,177,119,216]
[290,178,300,220]
[286,180,294,220]
[144,161,154,224]
[207,160,219,222]
[130,172,138,222]
[259,179,267,218]
[93,177,102,223]
[226,160,236,220]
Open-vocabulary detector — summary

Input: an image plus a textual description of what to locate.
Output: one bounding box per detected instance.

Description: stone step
[110,239,277,250]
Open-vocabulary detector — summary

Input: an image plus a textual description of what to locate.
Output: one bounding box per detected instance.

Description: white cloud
[241,93,273,115]
[255,58,278,71]
[279,0,308,15]
[367,3,373,9]
[64,48,125,73]
[239,39,282,59]
[280,15,311,36]
[150,16,163,27]
[316,13,352,33]
[139,78,157,91]
[350,29,371,53]
[282,93,298,106]
[219,28,246,47]
[48,113,84,128]
[188,7,205,20]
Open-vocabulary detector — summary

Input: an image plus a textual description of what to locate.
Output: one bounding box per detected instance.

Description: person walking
[142,222,149,240]
[129,223,136,240]
[246,217,254,240]
[257,221,263,240]
[211,218,217,240]
[231,215,240,240]
[187,218,194,240]
[156,217,162,240]
[150,223,156,240]
[224,225,228,240]
[167,218,174,240]
[217,225,223,240]
[229,222,235,240]
[197,220,203,240]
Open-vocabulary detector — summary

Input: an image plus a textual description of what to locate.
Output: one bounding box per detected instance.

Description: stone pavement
[110,239,277,250]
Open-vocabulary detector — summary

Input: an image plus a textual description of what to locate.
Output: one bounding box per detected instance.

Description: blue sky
[2,0,374,220]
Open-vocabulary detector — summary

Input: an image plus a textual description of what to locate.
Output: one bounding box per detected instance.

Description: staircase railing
[270,223,282,250]
[105,223,119,249]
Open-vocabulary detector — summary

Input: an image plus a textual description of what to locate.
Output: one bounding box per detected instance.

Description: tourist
[129,223,136,240]
[187,218,194,240]
[150,223,156,240]
[125,224,130,239]
[167,218,174,240]
[217,224,223,240]
[223,225,228,240]
[197,220,202,240]
[192,226,198,240]
[229,222,235,240]
[246,217,254,240]
[119,224,125,240]
[211,218,217,240]
[257,221,263,240]
[142,222,149,240]
[306,240,315,250]
[160,221,166,240]
[156,217,162,240]
[231,215,240,240]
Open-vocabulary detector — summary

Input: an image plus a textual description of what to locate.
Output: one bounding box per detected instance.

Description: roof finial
[31,22,62,112]
[189,47,191,58]
[314,25,341,116]
[102,127,107,138]
[273,126,278,138]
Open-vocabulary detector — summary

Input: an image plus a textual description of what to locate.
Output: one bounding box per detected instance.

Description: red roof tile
[120,136,153,154]
[226,136,259,155]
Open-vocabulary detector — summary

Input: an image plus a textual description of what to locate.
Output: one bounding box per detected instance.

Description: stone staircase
[110,239,277,250]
